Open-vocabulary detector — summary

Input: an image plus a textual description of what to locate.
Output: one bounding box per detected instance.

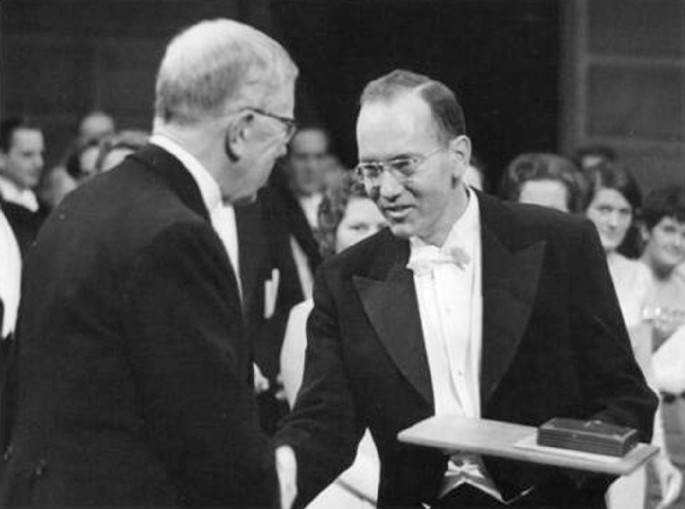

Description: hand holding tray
[398,415,658,476]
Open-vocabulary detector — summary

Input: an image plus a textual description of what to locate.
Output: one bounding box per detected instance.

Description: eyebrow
[359,152,417,162]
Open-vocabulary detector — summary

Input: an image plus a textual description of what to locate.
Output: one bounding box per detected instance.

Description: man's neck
[154,123,222,185]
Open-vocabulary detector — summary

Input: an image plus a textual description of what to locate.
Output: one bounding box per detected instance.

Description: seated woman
[583,161,682,509]
[280,171,386,509]
[499,152,585,213]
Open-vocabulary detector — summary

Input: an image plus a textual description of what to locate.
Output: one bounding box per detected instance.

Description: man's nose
[378,169,403,199]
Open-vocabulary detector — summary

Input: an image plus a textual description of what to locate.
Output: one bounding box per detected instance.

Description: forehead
[10,128,44,150]
[290,129,327,153]
[356,93,437,159]
[593,187,631,207]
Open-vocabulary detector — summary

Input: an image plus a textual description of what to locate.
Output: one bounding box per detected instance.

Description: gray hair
[155,19,298,124]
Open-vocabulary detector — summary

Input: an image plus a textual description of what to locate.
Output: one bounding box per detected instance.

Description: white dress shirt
[149,135,241,298]
[0,175,39,212]
[298,192,323,230]
[0,209,22,338]
[408,191,503,502]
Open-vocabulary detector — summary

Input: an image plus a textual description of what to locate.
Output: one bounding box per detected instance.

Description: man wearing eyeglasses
[274,70,657,508]
[0,20,297,508]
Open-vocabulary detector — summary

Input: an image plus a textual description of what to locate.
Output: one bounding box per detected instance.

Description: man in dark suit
[275,70,657,508]
[0,19,298,507]
[0,117,49,257]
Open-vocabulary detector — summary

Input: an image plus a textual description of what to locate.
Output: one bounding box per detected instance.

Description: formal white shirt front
[0,209,22,338]
[0,174,39,212]
[149,135,241,298]
[408,191,503,502]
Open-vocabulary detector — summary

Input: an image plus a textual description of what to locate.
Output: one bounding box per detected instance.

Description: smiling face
[356,93,469,246]
[643,216,685,273]
[585,187,633,253]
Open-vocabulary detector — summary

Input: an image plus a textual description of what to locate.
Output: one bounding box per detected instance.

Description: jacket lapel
[353,234,433,407]
[478,194,546,408]
[235,202,267,314]
[131,144,210,222]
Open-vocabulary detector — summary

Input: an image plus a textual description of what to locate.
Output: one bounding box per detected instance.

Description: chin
[234,193,257,206]
[389,223,414,239]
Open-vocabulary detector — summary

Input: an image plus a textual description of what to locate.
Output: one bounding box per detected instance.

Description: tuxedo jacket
[0,145,275,507]
[276,192,658,509]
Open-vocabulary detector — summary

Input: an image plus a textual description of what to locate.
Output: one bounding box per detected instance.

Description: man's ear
[224,111,254,163]
[448,135,471,178]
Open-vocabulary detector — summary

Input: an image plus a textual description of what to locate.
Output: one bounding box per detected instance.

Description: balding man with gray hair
[0,19,297,507]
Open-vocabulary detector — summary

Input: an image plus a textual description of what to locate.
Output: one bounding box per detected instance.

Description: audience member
[583,161,682,509]
[275,69,657,509]
[0,206,21,462]
[0,19,297,507]
[574,143,617,172]
[77,110,116,144]
[641,186,685,348]
[499,152,585,213]
[94,129,150,173]
[640,185,685,509]
[280,171,385,509]
[0,117,48,257]
[262,126,330,303]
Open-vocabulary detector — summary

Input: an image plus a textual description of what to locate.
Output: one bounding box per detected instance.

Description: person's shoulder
[320,228,401,275]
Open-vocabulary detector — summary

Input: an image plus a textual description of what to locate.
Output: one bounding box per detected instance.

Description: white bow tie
[406,244,471,276]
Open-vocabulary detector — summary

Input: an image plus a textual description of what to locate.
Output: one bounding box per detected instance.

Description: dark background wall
[1,0,683,191]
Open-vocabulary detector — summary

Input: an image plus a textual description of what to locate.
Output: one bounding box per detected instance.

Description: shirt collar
[149,134,222,214]
[0,175,39,212]
[410,188,480,256]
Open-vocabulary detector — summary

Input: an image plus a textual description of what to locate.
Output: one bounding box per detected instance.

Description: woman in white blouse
[584,161,682,509]
[280,171,386,509]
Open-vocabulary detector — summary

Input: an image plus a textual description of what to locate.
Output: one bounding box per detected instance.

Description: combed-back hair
[155,19,298,125]
[360,69,466,143]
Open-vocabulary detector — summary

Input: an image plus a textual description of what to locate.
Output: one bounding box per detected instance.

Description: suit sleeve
[275,267,365,508]
[569,220,658,439]
[122,221,275,506]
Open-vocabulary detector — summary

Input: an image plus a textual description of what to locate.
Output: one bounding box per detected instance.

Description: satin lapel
[479,207,546,408]
[131,144,210,222]
[353,242,433,407]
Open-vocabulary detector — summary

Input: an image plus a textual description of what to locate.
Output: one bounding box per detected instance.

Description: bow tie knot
[406,244,470,276]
